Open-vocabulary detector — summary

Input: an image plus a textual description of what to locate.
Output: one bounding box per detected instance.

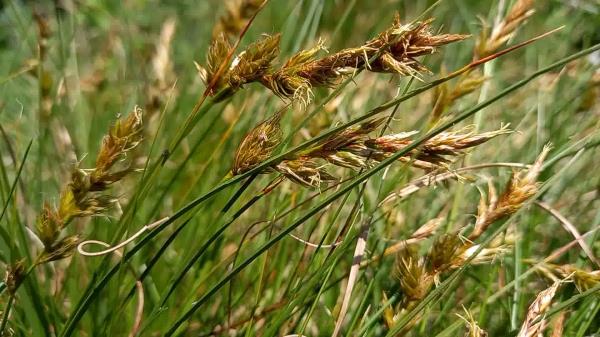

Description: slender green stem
[0,295,14,335]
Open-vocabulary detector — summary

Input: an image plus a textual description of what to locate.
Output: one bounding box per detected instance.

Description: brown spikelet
[395,247,434,303]
[458,309,488,337]
[262,16,468,102]
[517,281,560,337]
[199,34,233,95]
[366,125,511,169]
[469,145,550,240]
[428,231,513,282]
[33,107,144,266]
[476,0,535,58]
[302,118,386,168]
[93,106,143,180]
[36,235,81,265]
[260,39,328,104]
[4,260,26,295]
[227,34,281,90]
[428,234,466,275]
[231,111,283,175]
[212,0,264,40]
[36,203,63,248]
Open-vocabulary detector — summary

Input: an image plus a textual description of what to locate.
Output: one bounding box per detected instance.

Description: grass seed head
[200,34,233,95]
[36,235,81,265]
[428,233,466,274]
[517,281,560,337]
[33,107,144,265]
[92,106,143,187]
[395,247,434,303]
[476,0,535,58]
[212,0,264,40]
[232,111,283,175]
[262,16,467,103]
[470,145,549,240]
[4,260,26,295]
[227,33,281,90]
[36,203,63,249]
[367,125,510,170]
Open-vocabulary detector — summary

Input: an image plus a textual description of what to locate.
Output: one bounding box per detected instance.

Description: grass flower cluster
[0,1,599,337]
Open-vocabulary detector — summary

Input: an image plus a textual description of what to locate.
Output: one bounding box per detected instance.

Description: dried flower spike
[517,281,560,337]
[395,247,434,303]
[476,0,535,58]
[33,107,144,266]
[470,145,550,240]
[4,260,26,295]
[226,34,281,90]
[261,16,468,103]
[212,0,264,40]
[231,110,283,175]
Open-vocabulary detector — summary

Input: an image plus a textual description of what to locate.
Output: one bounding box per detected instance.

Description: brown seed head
[262,16,468,103]
[476,0,535,58]
[517,281,560,337]
[395,247,434,302]
[4,259,26,295]
[36,203,63,249]
[36,235,81,265]
[200,34,233,95]
[470,145,550,240]
[232,111,283,175]
[367,125,511,170]
[227,34,281,90]
[212,0,264,40]
[428,233,466,274]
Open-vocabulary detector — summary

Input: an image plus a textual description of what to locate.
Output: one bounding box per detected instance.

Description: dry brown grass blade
[331,220,370,337]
